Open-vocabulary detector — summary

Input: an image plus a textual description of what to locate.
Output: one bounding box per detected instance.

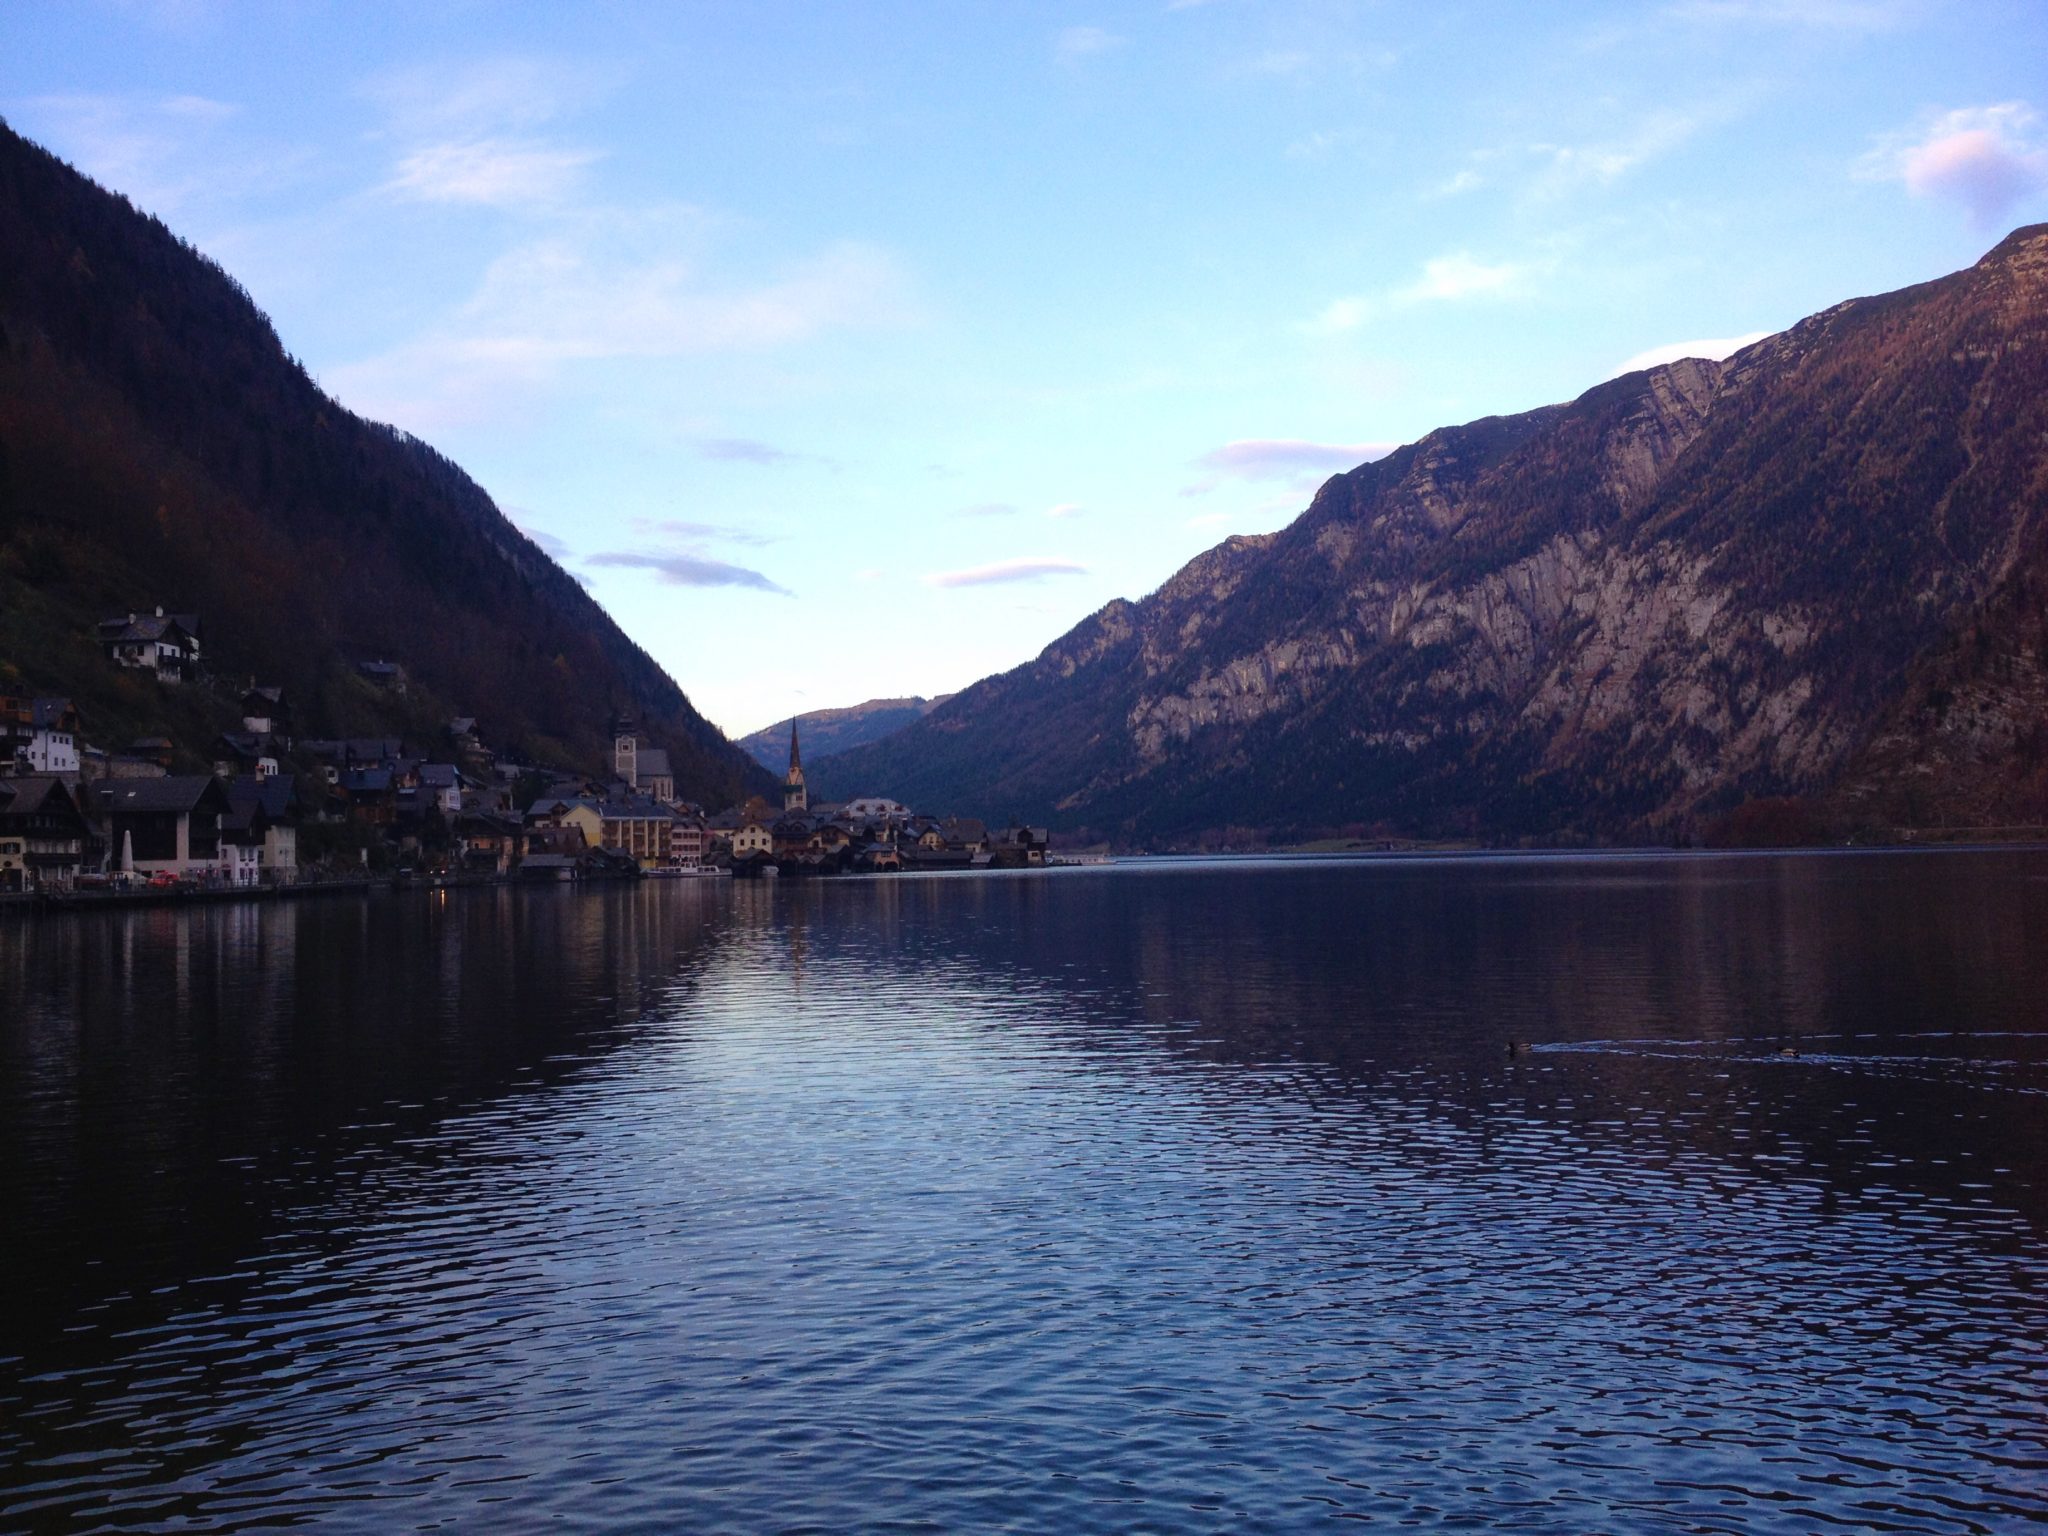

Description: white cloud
[1862,103,2047,227]
[954,502,1019,518]
[1306,251,1529,334]
[1609,331,1770,377]
[384,138,601,207]
[1303,295,1377,335]
[925,558,1088,588]
[1045,502,1086,519]
[1399,252,1524,303]
[1057,25,1125,60]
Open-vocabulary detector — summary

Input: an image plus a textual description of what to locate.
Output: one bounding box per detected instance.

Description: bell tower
[783,718,807,813]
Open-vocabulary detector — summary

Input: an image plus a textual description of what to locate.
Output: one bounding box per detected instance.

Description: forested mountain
[0,120,770,805]
[819,228,2048,843]
[737,696,949,775]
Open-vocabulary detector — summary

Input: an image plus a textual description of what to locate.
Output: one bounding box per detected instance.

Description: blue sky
[5,1,2045,737]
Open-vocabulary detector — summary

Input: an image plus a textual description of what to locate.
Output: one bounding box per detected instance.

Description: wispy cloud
[1525,109,1701,196]
[1609,331,1770,377]
[507,511,572,560]
[1183,438,1396,495]
[361,57,612,137]
[1665,0,1907,30]
[1245,50,1315,75]
[327,226,911,429]
[925,558,1088,588]
[953,501,1019,518]
[1057,25,1125,61]
[1424,167,1485,199]
[696,436,811,466]
[586,550,790,594]
[11,90,305,215]
[628,517,774,547]
[1860,102,2047,227]
[384,139,600,207]
[1045,502,1086,519]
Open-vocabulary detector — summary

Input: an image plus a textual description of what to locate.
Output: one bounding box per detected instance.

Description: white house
[97,609,202,681]
[845,796,911,821]
[25,700,80,775]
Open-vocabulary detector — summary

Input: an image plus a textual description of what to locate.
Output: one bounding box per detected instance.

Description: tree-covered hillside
[0,119,771,804]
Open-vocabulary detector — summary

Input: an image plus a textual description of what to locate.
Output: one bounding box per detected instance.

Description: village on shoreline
[1,606,1056,906]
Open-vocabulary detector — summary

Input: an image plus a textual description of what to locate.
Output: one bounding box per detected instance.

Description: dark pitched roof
[95,775,229,815]
[30,698,75,729]
[99,612,200,645]
[0,776,78,818]
[602,793,674,819]
[637,747,673,779]
[227,777,298,819]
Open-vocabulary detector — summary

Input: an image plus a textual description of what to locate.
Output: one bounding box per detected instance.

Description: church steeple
[783,717,807,812]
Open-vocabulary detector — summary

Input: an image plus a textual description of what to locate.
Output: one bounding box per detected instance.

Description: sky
[5,1,2046,738]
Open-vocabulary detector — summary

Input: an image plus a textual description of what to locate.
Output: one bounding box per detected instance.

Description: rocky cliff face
[820,228,2048,841]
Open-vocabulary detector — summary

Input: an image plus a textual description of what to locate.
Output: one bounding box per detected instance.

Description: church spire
[783,716,808,812]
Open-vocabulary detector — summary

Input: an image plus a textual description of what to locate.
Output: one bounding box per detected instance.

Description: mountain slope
[738,695,949,775]
[819,228,2048,841]
[0,119,772,805]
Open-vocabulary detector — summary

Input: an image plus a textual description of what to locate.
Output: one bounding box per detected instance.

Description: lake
[2,851,2045,1532]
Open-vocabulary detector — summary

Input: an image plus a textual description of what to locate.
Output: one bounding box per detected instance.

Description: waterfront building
[0,776,93,891]
[94,776,232,879]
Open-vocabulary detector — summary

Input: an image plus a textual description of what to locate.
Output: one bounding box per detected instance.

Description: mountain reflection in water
[2,851,2045,1532]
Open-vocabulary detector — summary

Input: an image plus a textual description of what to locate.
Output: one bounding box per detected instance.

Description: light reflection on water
[2,851,2046,1531]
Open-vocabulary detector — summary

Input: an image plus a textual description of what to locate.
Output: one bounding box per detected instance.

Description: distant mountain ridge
[739,695,950,775]
[0,119,772,805]
[819,228,2048,842]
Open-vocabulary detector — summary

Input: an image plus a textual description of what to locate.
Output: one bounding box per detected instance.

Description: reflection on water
[2,852,2046,1531]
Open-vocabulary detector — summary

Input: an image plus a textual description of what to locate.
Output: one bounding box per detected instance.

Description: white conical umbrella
[120,829,133,875]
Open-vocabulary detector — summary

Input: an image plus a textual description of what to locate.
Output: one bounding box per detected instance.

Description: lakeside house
[0,776,95,891]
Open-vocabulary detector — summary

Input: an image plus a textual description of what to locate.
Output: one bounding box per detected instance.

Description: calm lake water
[2,852,2046,1532]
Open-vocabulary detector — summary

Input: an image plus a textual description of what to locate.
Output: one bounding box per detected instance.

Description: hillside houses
[0,607,1043,896]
